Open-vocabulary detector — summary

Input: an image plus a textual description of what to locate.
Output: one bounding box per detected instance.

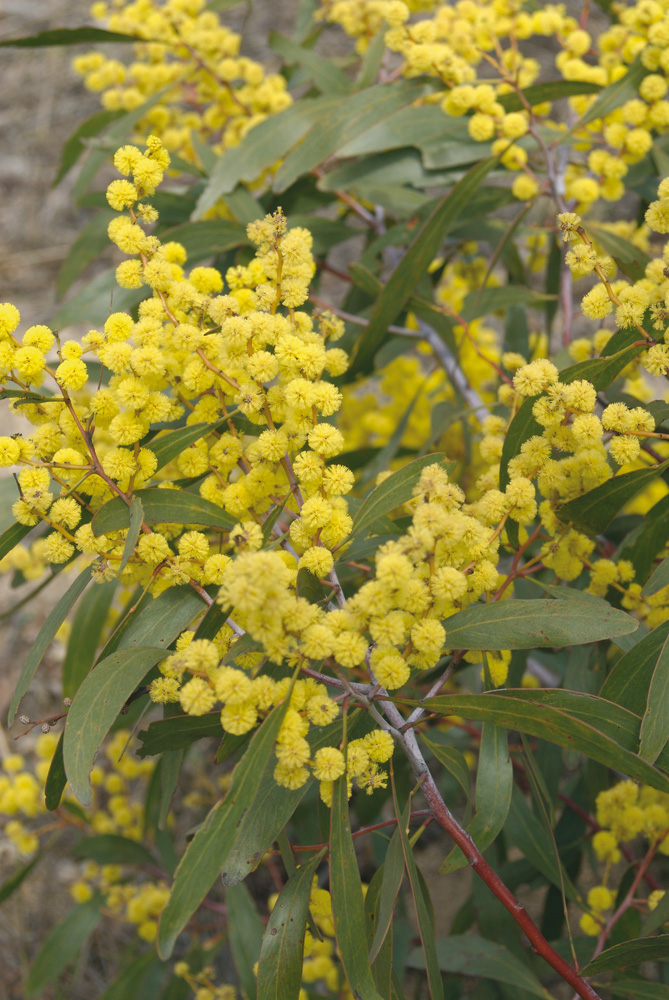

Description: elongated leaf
[221,716,356,887]
[157,219,248,259]
[53,109,123,186]
[92,488,236,535]
[57,209,115,296]
[582,935,669,974]
[639,631,669,763]
[64,646,166,806]
[158,749,184,829]
[351,454,446,539]
[52,265,145,327]
[8,564,93,724]
[587,225,651,282]
[339,105,467,157]
[72,834,156,867]
[393,792,443,999]
[641,882,669,936]
[119,496,144,572]
[330,774,385,1000]
[349,158,496,375]
[270,32,351,94]
[505,786,580,901]
[499,397,542,490]
[0,853,41,904]
[559,342,647,390]
[368,826,406,965]
[461,287,553,323]
[63,578,117,698]
[421,690,669,792]
[157,698,294,959]
[117,585,206,652]
[0,27,142,47]
[364,867,394,999]
[26,897,103,997]
[0,521,34,562]
[98,950,165,1000]
[137,713,223,757]
[148,417,230,472]
[257,850,326,1000]
[359,390,421,487]
[441,723,511,873]
[642,554,669,597]
[420,736,470,801]
[623,492,669,583]
[194,96,342,216]
[442,598,637,651]
[558,459,669,533]
[408,935,551,999]
[45,733,67,811]
[608,982,669,1000]
[274,79,430,194]
[568,55,647,132]
[498,80,601,112]
[227,883,264,1000]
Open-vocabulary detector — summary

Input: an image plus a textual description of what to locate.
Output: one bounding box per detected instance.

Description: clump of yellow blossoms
[74,0,291,182]
[579,779,668,936]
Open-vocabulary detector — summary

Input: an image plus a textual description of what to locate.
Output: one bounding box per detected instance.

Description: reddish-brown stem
[290,810,433,852]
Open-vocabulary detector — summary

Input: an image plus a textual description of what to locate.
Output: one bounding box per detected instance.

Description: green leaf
[351,454,447,540]
[257,850,326,1000]
[63,578,117,699]
[26,897,103,998]
[0,521,35,563]
[8,564,93,724]
[53,109,123,186]
[349,158,496,375]
[505,786,580,901]
[408,935,551,999]
[420,736,471,801]
[157,697,294,959]
[45,733,67,811]
[0,27,142,47]
[119,496,144,572]
[0,853,41,904]
[57,209,115,296]
[587,225,652,282]
[226,883,265,1000]
[92,488,236,535]
[98,950,166,1000]
[330,774,385,1000]
[393,792,444,999]
[567,55,648,133]
[498,80,601,112]
[194,96,341,216]
[137,713,224,757]
[559,342,647,390]
[641,882,669,936]
[641,554,669,597]
[359,390,421,487]
[499,397,542,491]
[72,834,157,867]
[608,982,669,1000]
[148,417,232,471]
[114,585,207,653]
[337,105,466,158]
[461,287,554,323]
[158,749,184,829]
[368,827,406,964]
[601,622,669,715]
[220,715,355,887]
[442,598,637,651]
[621,492,669,583]
[64,646,167,806]
[270,32,351,94]
[558,459,669,534]
[52,265,146,327]
[441,723,511,874]
[421,690,669,793]
[639,631,669,763]
[582,935,669,974]
[274,79,431,194]
[156,219,248,260]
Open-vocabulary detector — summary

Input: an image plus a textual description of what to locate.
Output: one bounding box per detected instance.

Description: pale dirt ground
[0,2,592,996]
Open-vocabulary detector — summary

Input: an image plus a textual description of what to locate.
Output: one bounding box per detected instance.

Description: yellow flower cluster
[315,0,669,208]
[579,779,668,936]
[74,0,291,190]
